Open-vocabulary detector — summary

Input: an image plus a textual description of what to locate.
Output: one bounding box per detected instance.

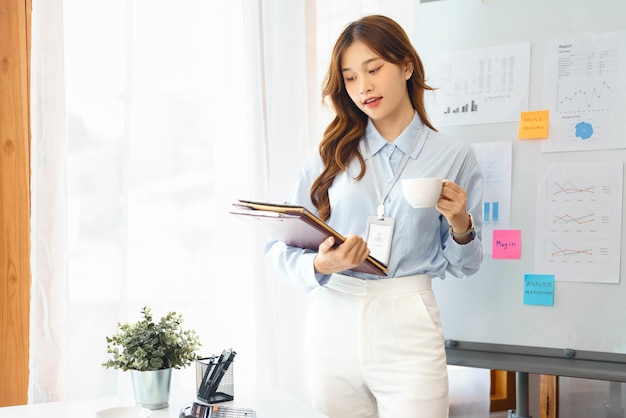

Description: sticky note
[492,230,521,259]
[524,274,555,306]
[518,110,549,139]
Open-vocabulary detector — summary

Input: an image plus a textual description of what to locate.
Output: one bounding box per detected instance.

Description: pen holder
[195,357,235,403]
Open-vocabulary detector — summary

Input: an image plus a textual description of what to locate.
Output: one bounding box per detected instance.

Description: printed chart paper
[542,30,626,152]
[423,43,531,127]
[471,141,512,255]
[534,162,623,283]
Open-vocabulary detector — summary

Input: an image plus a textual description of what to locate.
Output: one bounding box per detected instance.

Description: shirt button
[386,177,393,183]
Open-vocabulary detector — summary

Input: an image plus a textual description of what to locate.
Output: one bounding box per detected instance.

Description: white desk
[0,384,328,418]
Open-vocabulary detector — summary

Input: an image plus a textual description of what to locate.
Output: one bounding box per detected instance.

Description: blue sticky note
[523,274,555,306]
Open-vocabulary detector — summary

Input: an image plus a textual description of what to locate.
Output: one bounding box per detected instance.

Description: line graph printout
[534,162,623,283]
[423,43,530,127]
[542,30,626,152]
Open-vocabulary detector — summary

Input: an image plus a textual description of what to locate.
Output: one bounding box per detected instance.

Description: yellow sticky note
[518,110,549,139]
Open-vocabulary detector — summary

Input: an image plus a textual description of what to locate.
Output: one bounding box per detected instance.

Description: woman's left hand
[436,180,472,238]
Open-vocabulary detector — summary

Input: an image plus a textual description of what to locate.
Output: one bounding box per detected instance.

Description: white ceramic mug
[401,177,444,208]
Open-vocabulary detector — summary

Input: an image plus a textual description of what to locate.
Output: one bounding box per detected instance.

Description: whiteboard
[416,0,626,356]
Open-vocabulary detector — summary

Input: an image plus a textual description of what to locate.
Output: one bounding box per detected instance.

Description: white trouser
[306,273,449,418]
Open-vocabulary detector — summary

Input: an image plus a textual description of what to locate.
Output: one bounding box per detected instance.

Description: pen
[205,349,231,397]
[198,356,217,400]
[206,349,237,397]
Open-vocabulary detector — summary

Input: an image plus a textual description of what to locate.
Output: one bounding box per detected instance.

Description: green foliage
[102,306,201,371]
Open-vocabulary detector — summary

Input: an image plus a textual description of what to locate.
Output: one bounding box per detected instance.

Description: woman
[265,15,483,418]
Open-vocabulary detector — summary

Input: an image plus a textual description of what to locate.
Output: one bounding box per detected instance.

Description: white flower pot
[130,368,172,409]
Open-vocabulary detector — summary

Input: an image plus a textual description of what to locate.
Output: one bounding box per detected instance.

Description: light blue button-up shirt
[266,113,484,292]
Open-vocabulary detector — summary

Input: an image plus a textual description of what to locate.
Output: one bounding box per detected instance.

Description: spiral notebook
[230,199,388,276]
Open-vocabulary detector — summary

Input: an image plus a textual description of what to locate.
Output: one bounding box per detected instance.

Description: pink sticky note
[492,230,522,259]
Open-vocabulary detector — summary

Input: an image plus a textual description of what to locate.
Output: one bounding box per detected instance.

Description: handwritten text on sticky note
[492,230,521,259]
[524,274,555,306]
[518,110,549,139]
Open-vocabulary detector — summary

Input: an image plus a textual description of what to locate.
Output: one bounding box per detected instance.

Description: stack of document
[230,200,388,276]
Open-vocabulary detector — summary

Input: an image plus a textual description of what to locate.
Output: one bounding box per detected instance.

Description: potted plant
[103,306,201,409]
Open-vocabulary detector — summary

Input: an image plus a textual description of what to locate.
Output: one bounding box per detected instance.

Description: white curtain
[30,0,489,415]
[31,0,267,401]
[30,0,69,402]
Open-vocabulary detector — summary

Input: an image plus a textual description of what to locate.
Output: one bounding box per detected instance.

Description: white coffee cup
[401,177,444,208]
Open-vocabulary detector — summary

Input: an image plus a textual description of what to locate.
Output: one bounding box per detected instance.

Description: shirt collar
[363,112,424,159]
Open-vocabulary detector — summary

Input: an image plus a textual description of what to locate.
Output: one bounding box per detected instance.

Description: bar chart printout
[534,162,623,283]
[423,42,531,127]
[471,141,512,255]
[484,201,500,223]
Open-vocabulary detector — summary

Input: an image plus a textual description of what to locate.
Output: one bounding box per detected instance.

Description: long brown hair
[311,15,436,221]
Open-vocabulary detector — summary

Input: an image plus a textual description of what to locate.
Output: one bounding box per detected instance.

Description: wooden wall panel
[540,375,558,418]
[0,0,32,407]
[490,369,516,412]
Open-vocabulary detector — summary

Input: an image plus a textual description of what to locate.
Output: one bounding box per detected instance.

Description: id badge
[366,216,395,265]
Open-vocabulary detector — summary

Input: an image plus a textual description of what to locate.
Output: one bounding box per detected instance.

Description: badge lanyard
[363,124,425,265]
[364,124,425,220]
